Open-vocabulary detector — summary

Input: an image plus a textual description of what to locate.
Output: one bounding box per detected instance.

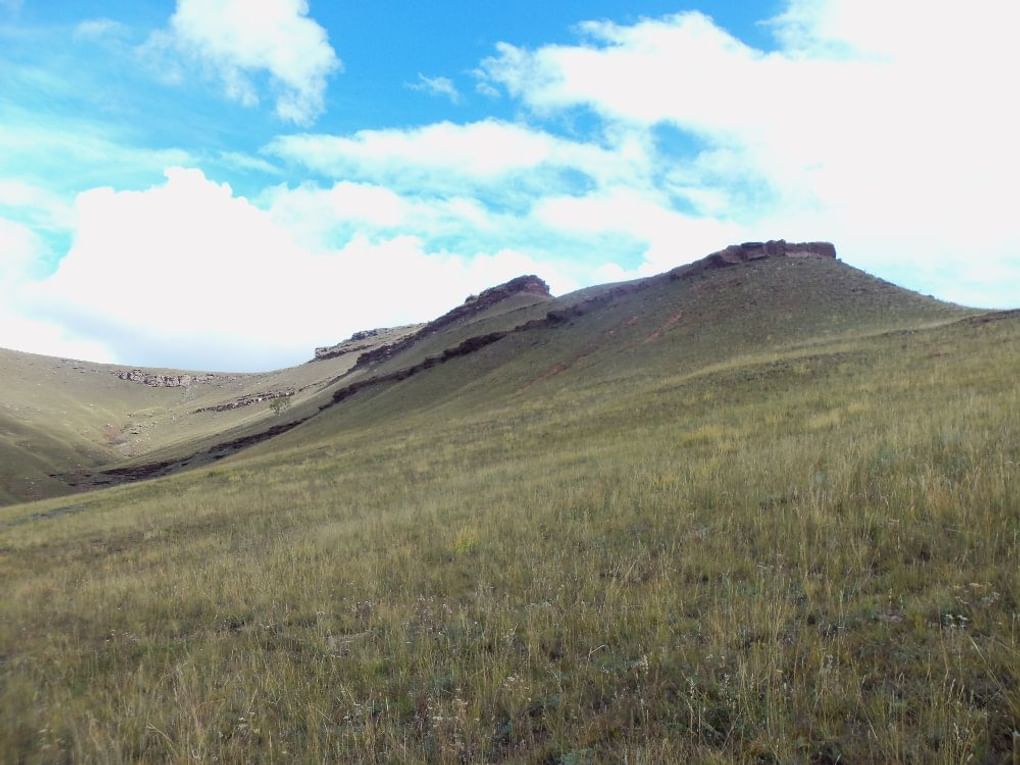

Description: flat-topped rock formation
[670,240,837,281]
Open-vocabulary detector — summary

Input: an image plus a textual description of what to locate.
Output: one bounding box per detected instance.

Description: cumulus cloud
[0,218,39,284]
[477,2,1020,304]
[26,169,580,370]
[153,0,341,124]
[0,217,113,361]
[408,73,462,104]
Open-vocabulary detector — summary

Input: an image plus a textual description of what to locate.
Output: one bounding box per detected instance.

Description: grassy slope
[0,256,957,504]
[0,327,415,504]
[1,257,1018,763]
[275,255,972,448]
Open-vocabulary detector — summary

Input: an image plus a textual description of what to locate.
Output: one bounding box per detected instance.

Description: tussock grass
[1,312,1018,762]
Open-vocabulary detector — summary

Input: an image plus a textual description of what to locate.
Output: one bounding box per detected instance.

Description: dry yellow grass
[1,255,1016,763]
[1,305,1017,763]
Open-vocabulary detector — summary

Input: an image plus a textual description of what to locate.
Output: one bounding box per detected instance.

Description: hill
[0,322,425,503]
[1,241,1018,763]
[0,241,970,504]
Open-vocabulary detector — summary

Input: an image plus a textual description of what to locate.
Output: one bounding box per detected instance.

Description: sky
[1,0,1017,371]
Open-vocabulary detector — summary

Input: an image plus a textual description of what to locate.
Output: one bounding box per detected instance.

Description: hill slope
[0,242,973,504]
[0,324,422,503]
[2,242,1017,763]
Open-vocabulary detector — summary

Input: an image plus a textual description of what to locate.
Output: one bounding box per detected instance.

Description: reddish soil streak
[643,311,684,343]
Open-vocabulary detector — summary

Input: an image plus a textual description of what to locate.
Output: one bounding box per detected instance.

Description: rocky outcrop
[462,275,551,305]
[313,325,422,362]
[352,275,552,370]
[116,370,216,387]
[669,240,837,281]
[784,241,837,259]
[193,390,294,414]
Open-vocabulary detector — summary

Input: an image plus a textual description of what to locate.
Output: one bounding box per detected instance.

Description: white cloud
[0,180,73,230]
[533,187,747,275]
[476,2,1020,306]
[267,119,649,198]
[261,180,522,251]
[0,116,193,191]
[217,151,281,176]
[156,0,341,124]
[264,180,409,234]
[0,217,39,284]
[478,14,766,131]
[0,308,115,363]
[73,18,130,42]
[271,120,563,180]
[408,73,462,104]
[0,217,113,362]
[475,81,501,99]
[25,169,580,370]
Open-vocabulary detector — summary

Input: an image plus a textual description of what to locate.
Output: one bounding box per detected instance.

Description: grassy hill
[1,245,1018,763]
[0,325,420,504]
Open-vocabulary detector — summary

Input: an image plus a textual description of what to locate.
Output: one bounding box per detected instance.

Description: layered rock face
[314,325,422,362]
[351,275,552,369]
[670,240,837,280]
[193,390,293,414]
[709,240,837,263]
[463,275,551,305]
[116,370,216,387]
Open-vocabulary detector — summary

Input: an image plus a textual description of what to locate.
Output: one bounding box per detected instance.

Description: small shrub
[269,396,292,416]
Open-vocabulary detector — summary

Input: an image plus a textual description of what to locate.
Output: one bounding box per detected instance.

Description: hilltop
[2,241,1018,763]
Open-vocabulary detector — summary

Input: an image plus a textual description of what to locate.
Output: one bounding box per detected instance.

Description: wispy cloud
[73,18,130,42]
[407,73,461,104]
[0,113,193,192]
[217,151,280,176]
[0,180,73,230]
[266,119,645,196]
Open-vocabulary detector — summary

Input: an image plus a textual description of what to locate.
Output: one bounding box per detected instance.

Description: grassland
[1,257,1018,763]
[0,328,411,505]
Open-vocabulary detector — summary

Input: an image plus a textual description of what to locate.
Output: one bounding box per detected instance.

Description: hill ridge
[2,240,979,503]
[349,274,552,370]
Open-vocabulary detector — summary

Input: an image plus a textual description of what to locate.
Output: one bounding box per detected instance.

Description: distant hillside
[0,324,403,503]
[0,241,976,504]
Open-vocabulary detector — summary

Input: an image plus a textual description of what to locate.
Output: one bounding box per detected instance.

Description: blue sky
[1,0,1017,370]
